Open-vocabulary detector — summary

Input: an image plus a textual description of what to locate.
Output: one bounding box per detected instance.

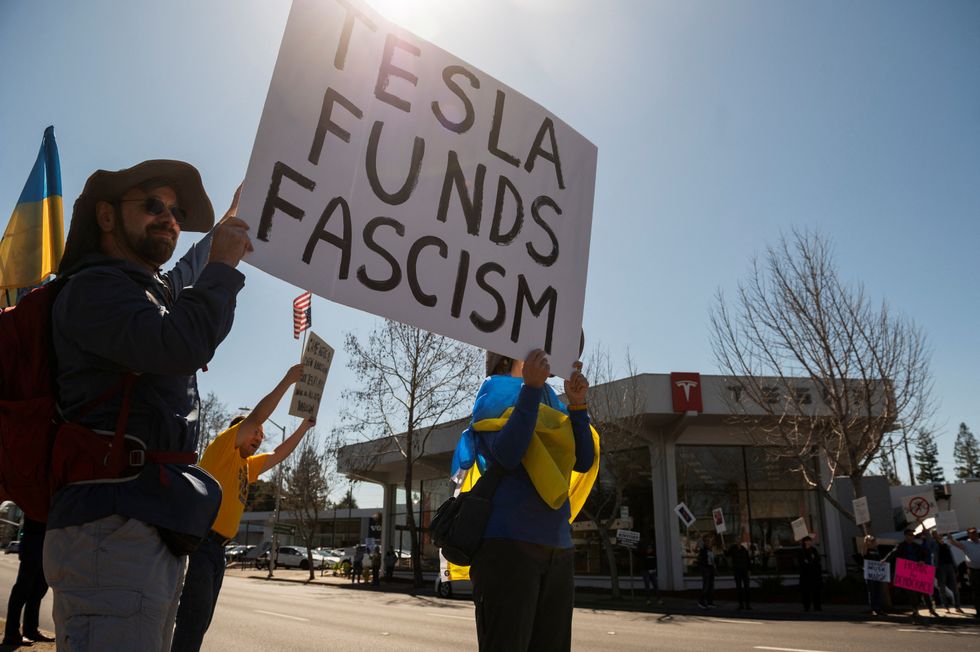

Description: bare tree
[872,434,902,486]
[578,345,646,600]
[340,320,482,586]
[197,391,230,460]
[281,434,331,581]
[710,230,933,531]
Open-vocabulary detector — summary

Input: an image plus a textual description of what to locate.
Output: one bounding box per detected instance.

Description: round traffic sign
[908,496,930,519]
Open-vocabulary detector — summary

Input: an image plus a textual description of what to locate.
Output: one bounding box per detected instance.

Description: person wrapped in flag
[450,348,599,652]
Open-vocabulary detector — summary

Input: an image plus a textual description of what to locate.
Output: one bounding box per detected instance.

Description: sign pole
[268,418,287,578]
[629,546,635,602]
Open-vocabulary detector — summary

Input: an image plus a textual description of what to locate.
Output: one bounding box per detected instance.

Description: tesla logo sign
[671,372,703,413]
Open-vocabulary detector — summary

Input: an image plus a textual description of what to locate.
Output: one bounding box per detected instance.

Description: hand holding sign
[521,349,551,388]
[564,361,588,405]
[284,362,305,385]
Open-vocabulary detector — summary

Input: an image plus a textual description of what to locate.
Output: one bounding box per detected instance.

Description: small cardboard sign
[894,558,935,594]
[712,507,726,534]
[863,559,890,583]
[289,331,334,419]
[935,510,959,534]
[791,517,808,542]
[852,496,870,526]
[674,502,696,528]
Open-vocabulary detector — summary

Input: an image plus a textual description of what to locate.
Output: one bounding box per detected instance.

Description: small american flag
[292,291,312,339]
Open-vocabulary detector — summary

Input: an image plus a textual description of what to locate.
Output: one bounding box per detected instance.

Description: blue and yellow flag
[0,126,64,305]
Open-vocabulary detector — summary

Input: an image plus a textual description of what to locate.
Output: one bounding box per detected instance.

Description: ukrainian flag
[0,126,64,306]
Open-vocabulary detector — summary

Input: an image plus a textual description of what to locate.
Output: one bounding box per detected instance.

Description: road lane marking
[426,612,473,620]
[710,618,764,625]
[254,610,310,622]
[897,628,977,635]
[754,647,832,652]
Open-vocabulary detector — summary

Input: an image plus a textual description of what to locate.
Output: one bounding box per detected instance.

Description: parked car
[255,546,330,570]
[435,552,472,598]
[224,544,255,564]
[312,547,343,566]
[4,541,19,555]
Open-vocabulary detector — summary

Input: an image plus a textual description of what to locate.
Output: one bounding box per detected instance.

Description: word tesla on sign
[239,0,598,377]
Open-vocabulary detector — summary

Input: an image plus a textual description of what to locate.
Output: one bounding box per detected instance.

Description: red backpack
[0,280,189,522]
[0,282,65,521]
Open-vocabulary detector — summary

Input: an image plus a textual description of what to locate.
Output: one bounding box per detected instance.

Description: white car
[313,547,344,566]
[256,546,330,570]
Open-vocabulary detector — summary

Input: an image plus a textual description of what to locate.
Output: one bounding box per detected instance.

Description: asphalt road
[0,556,976,651]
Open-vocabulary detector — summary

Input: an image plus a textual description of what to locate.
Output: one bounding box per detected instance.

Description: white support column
[380,483,397,554]
[648,429,685,591]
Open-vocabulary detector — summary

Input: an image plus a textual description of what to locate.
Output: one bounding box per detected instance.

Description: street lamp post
[267,417,287,578]
[241,408,287,578]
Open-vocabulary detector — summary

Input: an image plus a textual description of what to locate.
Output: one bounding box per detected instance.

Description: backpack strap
[467,462,506,500]
[105,373,138,477]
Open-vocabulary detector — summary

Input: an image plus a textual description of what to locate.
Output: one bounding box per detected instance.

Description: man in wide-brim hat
[43,159,251,651]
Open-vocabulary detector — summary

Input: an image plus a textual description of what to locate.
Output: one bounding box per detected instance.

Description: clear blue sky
[2,0,977,507]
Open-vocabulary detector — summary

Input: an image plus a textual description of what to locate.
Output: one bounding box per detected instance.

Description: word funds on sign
[240,0,597,376]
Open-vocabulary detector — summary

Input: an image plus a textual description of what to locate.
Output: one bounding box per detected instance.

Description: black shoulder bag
[429,463,504,566]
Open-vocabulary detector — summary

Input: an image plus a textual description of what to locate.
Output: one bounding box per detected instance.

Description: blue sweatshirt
[475,379,594,548]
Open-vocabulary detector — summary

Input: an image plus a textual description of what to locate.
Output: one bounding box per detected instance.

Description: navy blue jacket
[48,233,244,535]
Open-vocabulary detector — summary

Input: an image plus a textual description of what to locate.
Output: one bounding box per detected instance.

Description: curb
[239,572,980,628]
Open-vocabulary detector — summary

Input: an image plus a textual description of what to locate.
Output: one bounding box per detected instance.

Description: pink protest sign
[893,558,935,594]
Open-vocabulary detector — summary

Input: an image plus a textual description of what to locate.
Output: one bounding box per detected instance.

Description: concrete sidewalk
[237,567,980,627]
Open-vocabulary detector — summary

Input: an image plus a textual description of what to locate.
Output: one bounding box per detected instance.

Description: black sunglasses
[118,196,186,225]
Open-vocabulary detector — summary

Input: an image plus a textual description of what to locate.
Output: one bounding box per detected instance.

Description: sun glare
[365,0,452,40]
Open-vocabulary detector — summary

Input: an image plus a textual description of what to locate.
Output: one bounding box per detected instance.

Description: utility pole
[268,417,287,578]
[902,427,916,485]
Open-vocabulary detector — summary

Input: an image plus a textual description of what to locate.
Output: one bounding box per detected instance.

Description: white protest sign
[712,507,726,534]
[616,529,640,549]
[289,331,334,419]
[901,491,937,524]
[240,0,598,378]
[935,510,959,534]
[863,559,890,583]
[852,496,870,526]
[791,517,808,541]
[674,502,696,528]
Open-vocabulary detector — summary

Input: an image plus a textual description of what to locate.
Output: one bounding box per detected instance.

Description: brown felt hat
[59,160,214,273]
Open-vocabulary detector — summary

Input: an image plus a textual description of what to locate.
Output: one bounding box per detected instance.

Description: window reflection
[676,445,824,575]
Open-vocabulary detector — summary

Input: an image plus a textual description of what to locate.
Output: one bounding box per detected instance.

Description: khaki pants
[43,516,186,651]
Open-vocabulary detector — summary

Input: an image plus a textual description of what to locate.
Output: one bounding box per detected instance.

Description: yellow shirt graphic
[200,422,271,540]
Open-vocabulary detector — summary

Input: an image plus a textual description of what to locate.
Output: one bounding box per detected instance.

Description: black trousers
[969,568,980,616]
[800,573,822,610]
[470,539,575,652]
[171,535,226,652]
[700,567,715,604]
[734,569,751,606]
[4,519,48,640]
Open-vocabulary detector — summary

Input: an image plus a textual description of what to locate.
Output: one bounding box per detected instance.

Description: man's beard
[122,223,177,267]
